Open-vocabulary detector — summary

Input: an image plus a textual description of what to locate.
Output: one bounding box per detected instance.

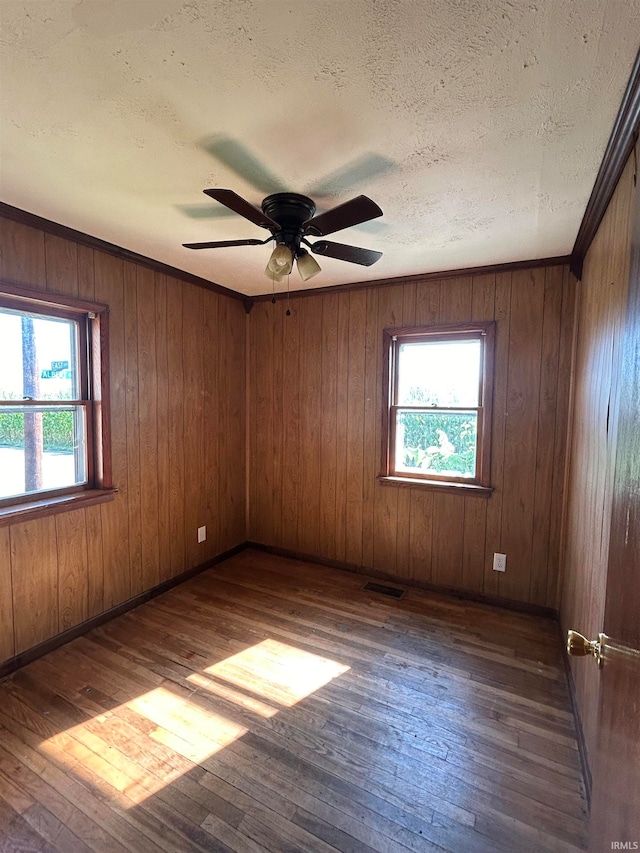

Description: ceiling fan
[182,189,383,282]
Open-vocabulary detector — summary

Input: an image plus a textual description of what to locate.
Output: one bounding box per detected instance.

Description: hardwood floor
[0,549,588,852]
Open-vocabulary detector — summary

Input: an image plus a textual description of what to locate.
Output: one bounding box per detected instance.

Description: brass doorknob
[567,630,607,667]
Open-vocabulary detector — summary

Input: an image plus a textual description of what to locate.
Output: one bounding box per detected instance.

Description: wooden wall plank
[182,284,204,569]
[155,273,171,579]
[281,300,300,551]
[298,296,323,557]
[249,301,273,545]
[471,273,496,321]
[439,276,472,322]
[408,491,432,582]
[461,273,496,593]
[44,234,78,296]
[0,529,14,661]
[216,293,230,552]
[529,265,563,606]
[0,219,46,287]
[209,289,245,559]
[166,277,186,577]
[319,293,339,560]
[202,289,220,561]
[77,245,95,301]
[124,262,142,597]
[499,268,545,602]
[270,298,284,549]
[431,493,465,588]
[360,287,378,568]
[136,265,159,593]
[56,509,88,631]
[264,299,278,548]
[84,503,104,618]
[334,294,350,563]
[346,290,368,567]
[227,299,247,549]
[415,279,439,324]
[548,269,576,609]
[11,518,58,654]
[461,497,486,593]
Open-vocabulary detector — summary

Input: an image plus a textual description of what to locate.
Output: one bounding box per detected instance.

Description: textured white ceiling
[1,1,639,296]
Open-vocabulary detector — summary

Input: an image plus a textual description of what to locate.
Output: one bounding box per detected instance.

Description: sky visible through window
[0,310,75,400]
[397,339,481,406]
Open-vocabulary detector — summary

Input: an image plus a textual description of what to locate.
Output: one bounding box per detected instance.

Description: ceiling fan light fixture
[264,262,288,282]
[296,250,322,281]
[267,244,293,275]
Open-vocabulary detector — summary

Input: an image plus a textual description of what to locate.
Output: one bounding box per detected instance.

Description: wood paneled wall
[560,155,636,769]
[248,263,575,608]
[0,217,246,667]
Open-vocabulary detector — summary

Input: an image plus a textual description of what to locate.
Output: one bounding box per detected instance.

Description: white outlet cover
[493,553,507,572]
[197,526,206,543]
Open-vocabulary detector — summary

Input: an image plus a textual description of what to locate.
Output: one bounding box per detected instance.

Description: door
[588,155,640,852]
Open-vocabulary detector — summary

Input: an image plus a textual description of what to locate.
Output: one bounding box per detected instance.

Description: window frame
[0,281,116,525]
[380,321,495,496]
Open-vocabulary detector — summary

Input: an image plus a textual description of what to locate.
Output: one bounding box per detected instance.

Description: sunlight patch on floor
[39,640,349,807]
[186,671,279,717]
[202,638,351,706]
[40,685,246,805]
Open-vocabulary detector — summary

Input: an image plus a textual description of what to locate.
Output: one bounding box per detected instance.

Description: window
[0,283,114,522]
[381,322,495,494]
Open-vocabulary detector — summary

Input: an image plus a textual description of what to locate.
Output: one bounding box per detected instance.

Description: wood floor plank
[0,550,588,852]
[0,795,60,853]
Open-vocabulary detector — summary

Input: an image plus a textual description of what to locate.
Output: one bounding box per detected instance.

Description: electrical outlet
[493,552,506,572]
[197,526,206,543]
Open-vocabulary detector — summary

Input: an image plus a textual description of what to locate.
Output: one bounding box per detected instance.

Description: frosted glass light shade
[264,263,288,282]
[297,251,321,281]
[267,244,293,275]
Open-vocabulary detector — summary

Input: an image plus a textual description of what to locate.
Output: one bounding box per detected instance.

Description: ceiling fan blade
[310,240,382,266]
[203,189,279,230]
[176,203,237,220]
[183,238,269,250]
[303,195,383,237]
[201,137,288,194]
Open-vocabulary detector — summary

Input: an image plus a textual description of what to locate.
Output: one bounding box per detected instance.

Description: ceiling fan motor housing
[262,193,316,255]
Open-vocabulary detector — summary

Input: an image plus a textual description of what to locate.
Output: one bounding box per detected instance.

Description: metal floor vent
[363,581,405,599]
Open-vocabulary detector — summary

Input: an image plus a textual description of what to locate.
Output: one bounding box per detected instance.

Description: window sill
[0,488,118,527]
[378,475,493,497]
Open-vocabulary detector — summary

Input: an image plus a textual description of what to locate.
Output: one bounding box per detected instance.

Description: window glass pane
[397,339,481,407]
[0,308,79,401]
[0,405,87,499]
[395,410,477,478]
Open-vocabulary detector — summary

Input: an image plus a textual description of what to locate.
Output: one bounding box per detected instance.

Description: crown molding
[251,255,571,303]
[570,48,640,280]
